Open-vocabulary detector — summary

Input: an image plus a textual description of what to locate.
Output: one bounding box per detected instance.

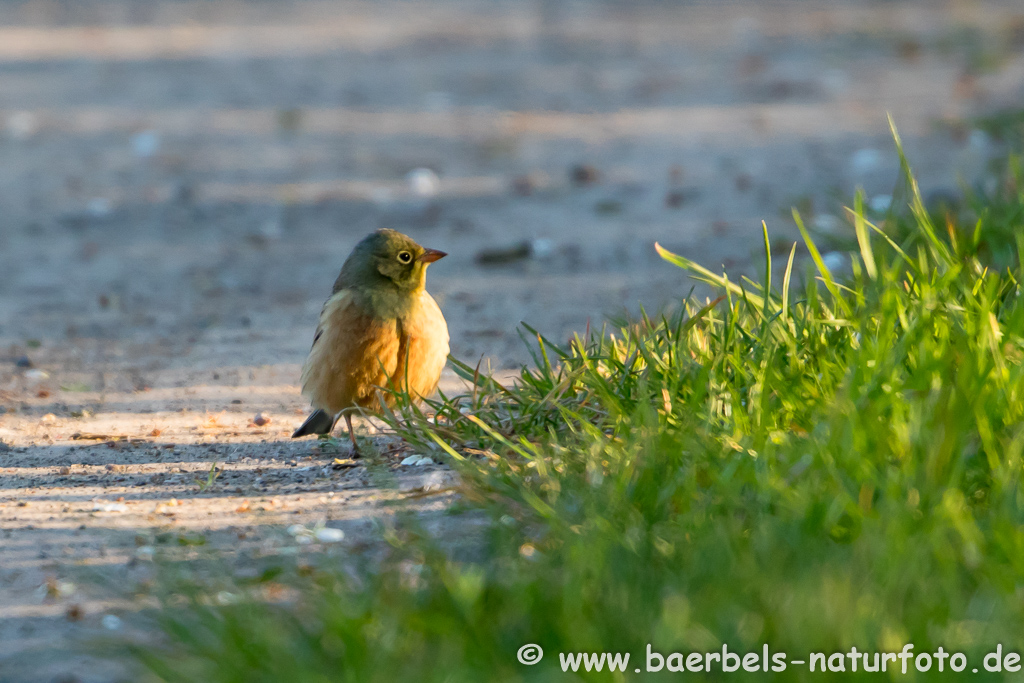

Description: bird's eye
[397,251,413,264]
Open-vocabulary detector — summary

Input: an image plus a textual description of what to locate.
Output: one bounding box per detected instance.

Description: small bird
[292,229,449,453]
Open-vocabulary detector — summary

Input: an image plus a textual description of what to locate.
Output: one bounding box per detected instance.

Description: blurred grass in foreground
[127,124,1024,681]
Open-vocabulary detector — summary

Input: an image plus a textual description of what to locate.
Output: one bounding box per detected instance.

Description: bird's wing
[300,289,401,414]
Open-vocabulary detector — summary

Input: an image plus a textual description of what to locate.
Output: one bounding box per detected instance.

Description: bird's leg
[344,413,360,457]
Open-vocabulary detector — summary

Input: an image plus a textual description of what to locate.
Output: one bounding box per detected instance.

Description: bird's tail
[291,409,338,438]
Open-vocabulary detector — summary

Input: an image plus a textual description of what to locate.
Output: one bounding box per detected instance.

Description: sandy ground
[0,365,477,682]
[1,0,1023,680]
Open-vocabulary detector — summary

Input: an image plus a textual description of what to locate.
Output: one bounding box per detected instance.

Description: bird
[292,229,449,454]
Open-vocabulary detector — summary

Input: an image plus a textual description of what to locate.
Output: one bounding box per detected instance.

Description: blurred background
[0,0,1022,381]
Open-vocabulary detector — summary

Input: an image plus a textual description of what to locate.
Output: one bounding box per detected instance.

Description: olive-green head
[334,229,446,294]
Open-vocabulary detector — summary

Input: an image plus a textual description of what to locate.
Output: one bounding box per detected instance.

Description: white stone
[215,591,239,605]
[87,198,112,217]
[407,168,440,198]
[314,527,345,543]
[132,130,160,158]
[6,111,36,140]
[531,238,556,260]
[821,252,846,272]
[869,194,892,213]
[811,214,842,236]
[850,148,884,177]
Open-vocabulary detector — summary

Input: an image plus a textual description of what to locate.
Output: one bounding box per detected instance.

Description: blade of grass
[655,242,766,310]
[852,190,878,280]
[792,208,849,316]
[782,241,797,322]
[762,221,773,316]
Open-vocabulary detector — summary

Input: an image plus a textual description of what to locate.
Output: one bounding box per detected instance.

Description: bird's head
[337,229,446,294]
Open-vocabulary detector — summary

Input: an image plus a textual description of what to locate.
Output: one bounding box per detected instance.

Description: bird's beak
[418,248,447,264]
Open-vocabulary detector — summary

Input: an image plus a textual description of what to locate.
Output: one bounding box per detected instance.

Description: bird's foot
[346,431,362,458]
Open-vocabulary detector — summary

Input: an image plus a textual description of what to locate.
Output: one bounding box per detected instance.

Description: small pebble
[314,527,345,543]
[54,580,76,598]
[252,413,272,427]
[665,189,687,208]
[14,356,32,368]
[475,242,531,265]
[407,168,440,198]
[287,523,314,545]
[87,198,112,217]
[570,164,600,185]
[512,175,535,195]
[101,614,122,631]
[131,130,160,158]
[530,238,555,260]
[869,194,892,213]
[6,111,36,140]
[821,252,846,272]
[215,591,240,605]
[251,219,283,245]
[850,148,884,177]
[812,214,843,236]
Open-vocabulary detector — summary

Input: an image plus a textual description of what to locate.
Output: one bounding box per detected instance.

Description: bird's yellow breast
[299,288,448,416]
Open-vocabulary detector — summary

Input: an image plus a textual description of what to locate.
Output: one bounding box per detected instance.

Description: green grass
[879,144,1024,271]
[127,128,1024,681]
